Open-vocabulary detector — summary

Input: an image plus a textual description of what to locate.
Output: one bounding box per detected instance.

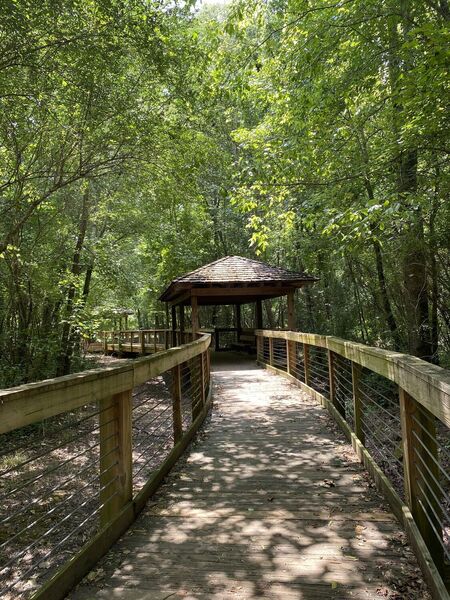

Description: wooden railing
[98,329,196,354]
[0,333,211,600]
[256,329,450,599]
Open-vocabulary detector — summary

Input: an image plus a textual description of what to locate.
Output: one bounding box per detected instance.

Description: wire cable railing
[256,329,450,599]
[0,332,211,600]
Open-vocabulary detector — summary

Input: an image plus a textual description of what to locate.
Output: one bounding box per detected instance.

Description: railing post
[286,338,296,376]
[118,331,122,355]
[139,330,145,354]
[328,350,344,417]
[256,334,261,362]
[205,349,210,396]
[328,349,336,403]
[154,331,157,354]
[130,331,133,353]
[99,388,133,528]
[269,337,274,366]
[191,356,202,421]
[351,362,364,444]
[171,364,183,444]
[199,352,206,409]
[399,388,444,574]
[303,343,311,386]
[165,329,169,349]
[103,331,107,353]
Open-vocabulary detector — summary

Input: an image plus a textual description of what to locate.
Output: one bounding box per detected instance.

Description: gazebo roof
[159,256,318,305]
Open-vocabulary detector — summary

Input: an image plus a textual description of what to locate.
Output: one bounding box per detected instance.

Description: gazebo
[159,256,318,348]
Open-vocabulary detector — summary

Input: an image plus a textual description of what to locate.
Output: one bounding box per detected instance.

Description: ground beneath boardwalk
[68,357,430,600]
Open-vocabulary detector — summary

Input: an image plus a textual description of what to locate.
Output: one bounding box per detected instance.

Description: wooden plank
[185,285,301,298]
[70,364,442,600]
[261,361,449,600]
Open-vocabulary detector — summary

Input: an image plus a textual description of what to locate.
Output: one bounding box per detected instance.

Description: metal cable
[0,430,117,502]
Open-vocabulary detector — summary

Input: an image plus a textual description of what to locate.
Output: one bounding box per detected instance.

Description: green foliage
[0,0,448,385]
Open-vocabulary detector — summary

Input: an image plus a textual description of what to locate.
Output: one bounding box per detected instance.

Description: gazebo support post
[235,304,242,342]
[179,305,185,344]
[286,290,296,375]
[255,299,263,330]
[191,295,199,337]
[171,305,177,347]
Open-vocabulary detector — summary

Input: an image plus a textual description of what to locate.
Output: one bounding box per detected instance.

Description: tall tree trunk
[388,3,432,360]
[348,108,401,349]
[57,189,90,376]
[429,168,440,364]
[372,240,401,350]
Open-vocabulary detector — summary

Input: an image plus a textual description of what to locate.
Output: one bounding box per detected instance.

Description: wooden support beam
[303,343,311,386]
[286,291,296,374]
[199,353,206,409]
[399,389,444,574]
[99,389,133,528]
[255,299,263,329]
[256,334,262,361]
[171,305,177,347]
[179,305,185,344]
[235,304,242,342]
[191,294,199,334]
[171,364,183,444]
[352,362,364,444]
[269,337,274,366]
[328,350,344,417]
[139,331,145,355]
[287,291,296,330]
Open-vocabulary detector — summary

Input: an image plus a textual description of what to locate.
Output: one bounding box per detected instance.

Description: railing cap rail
[256,329,450,428]
[0,333,211,435]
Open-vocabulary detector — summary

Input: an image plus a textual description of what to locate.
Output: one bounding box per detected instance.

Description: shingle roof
[159,256,318,303]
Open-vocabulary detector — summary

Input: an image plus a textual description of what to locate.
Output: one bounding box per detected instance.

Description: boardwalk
[69,357,430,599]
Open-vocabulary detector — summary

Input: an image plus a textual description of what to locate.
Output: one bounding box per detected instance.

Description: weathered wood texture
[0,333,210,434]
[68,362,431,600]
[256,329,450,428]
[257,330,450,599]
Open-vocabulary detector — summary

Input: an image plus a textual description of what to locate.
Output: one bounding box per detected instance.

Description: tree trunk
[57,189,90,376]
[388,4,432,360]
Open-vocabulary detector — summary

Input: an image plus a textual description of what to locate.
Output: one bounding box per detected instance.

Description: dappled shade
[68,360,429,600]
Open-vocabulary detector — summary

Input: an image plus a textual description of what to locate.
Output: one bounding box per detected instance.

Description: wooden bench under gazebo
[159,256,318,351]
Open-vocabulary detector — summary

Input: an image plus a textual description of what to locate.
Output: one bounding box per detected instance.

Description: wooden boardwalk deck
[69,357,430,599]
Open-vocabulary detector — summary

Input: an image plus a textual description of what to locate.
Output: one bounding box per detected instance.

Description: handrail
[256,329,450,600]
[0,333,212,600]
[0,333,210,435]
[256,330,450,427]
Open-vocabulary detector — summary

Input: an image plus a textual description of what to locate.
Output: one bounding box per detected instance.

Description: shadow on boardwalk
[69,356,431,600]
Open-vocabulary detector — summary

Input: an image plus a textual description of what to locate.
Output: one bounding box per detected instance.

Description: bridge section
[68,359,430,599]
